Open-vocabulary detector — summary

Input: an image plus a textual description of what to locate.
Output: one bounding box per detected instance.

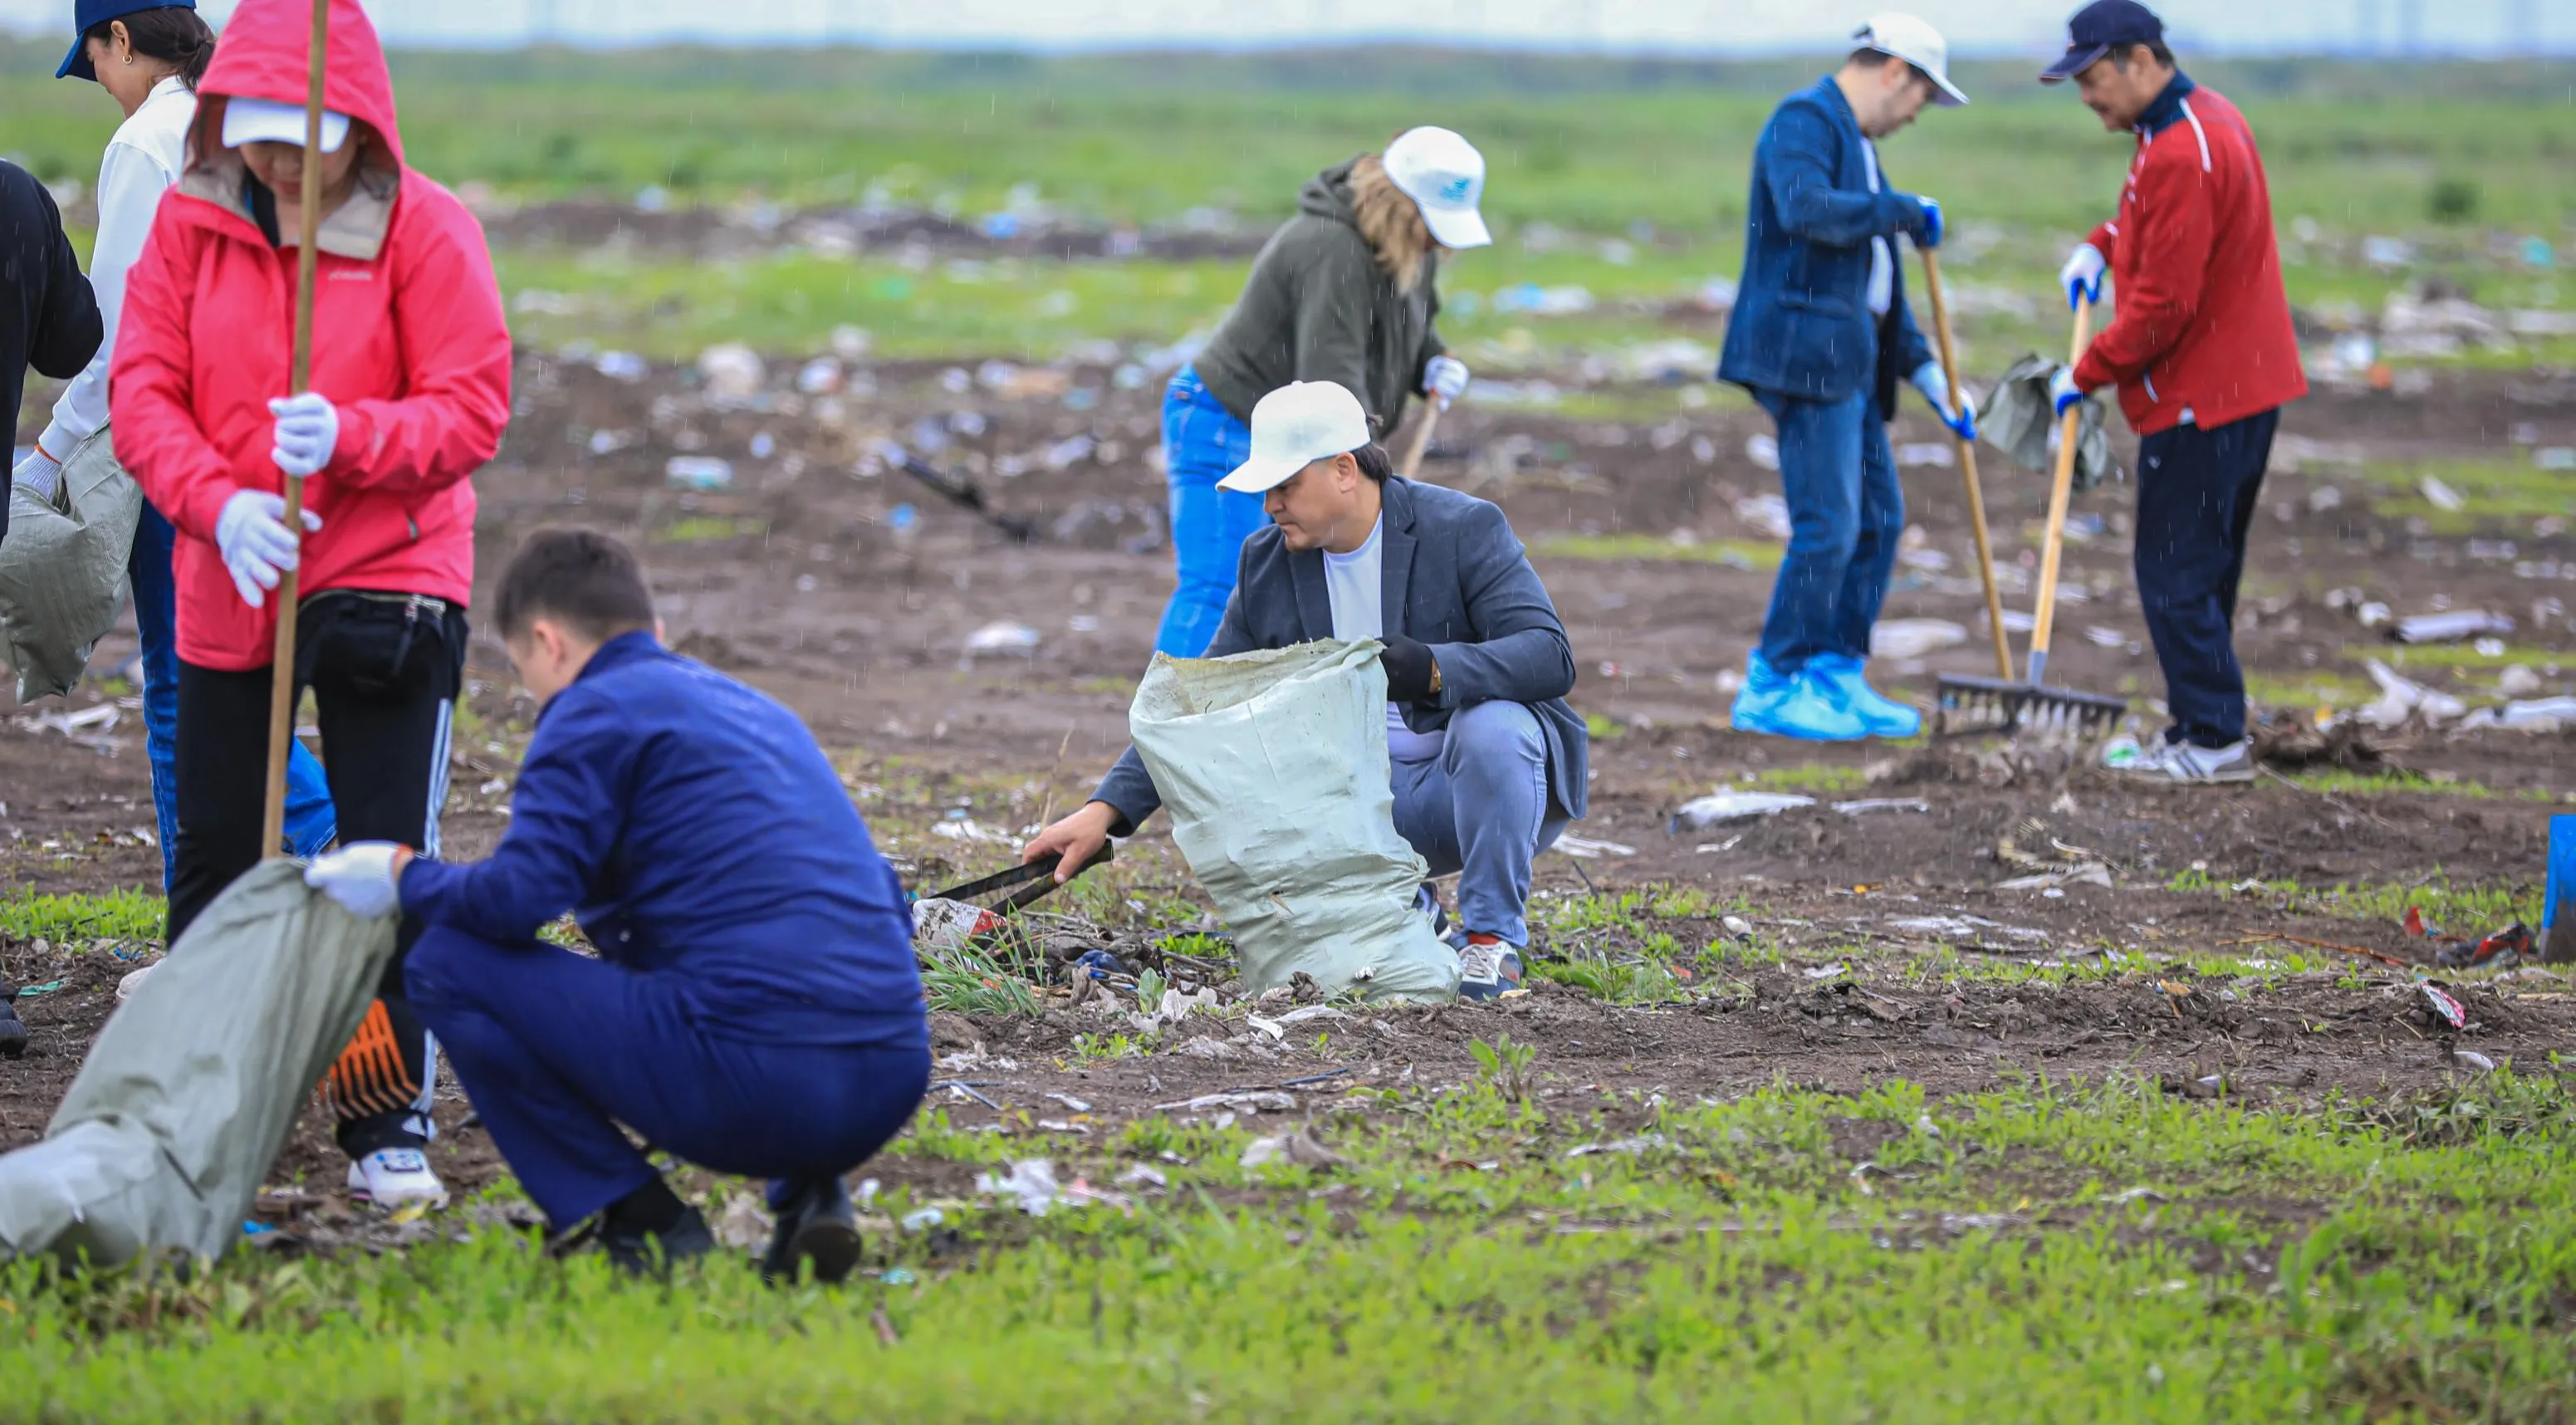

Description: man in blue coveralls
[1717,12,1978,742]
[303,530,928,1281]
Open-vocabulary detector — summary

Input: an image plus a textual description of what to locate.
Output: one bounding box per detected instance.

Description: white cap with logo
[1854,12,1970,107]
[222,95,354,153]
[1382,126,1492,252]
[1216,381,1373,495]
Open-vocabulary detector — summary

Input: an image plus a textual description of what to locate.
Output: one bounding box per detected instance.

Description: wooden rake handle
[261,0,332,859]
[1396,395,1445,481]
[2025,295,2094,689]
[1917,248,2012,681]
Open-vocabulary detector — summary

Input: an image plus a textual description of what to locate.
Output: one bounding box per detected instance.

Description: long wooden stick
[2025,295,2093,690]
[1917,249,2011,681]
[1396,395,1444,480]
[261,0,331,859]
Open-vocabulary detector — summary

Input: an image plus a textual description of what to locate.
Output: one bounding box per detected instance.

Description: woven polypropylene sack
[1129,639,1459,1002]
[0,861,396,1266]
[1978,352,2117,493]
[0,424,143,701]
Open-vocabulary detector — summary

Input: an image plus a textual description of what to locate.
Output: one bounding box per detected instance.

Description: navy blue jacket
[401,632,924,1049]
[1716,76,1937,411]
[1093,477,1587,829]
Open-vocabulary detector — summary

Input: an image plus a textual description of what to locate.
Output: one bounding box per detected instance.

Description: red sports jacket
[2074,81,2306,436]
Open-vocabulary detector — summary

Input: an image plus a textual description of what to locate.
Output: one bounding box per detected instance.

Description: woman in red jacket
[112,0,511,1209]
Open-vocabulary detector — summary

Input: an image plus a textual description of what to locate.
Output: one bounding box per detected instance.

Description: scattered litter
[1146,986,1219,1026]
[1114,1164,1168,1189]
[1239,1126,1344,1169]
[2499,664,2544,698]
[593,350,648,382]
[977,1158,1073,1216]
[1802,963,1850,981]
[2435,923,2533,971]
[1156,1090,1296,1114]
[2084,625,2128,649]
[2416,474,2466,512]
[1870,618,1967,661]
[1245,1014,1287,1041]
[114,965,154,1003]
[1672,791,1815,830]
[1831,798,1928,815]
[1735,489,1789,533]
[2535,447,2576,472]
[696,343,766,404]
[1720,914,1754,939]
[14,980,67,998]
[1894,443,1955,468]
[899,1207,945,1232]
[2353,658,2468,728]
[912,897,1003,949]
[2393,610,2512,644]
[2417,984,2467,1031]
[1043,1092,1091,1114]
[1551,834,1638,859]
[962,622,1041,658]
[1565,1133,1670,1158]
[2451,1049,2496,1072]
[664,456,734,491]
[1995,864,2113,893]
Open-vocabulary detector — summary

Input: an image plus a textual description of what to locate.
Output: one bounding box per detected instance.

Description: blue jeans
[1153,368,1270,659]
[130,501,336,886]
[2134,409,2276,748]
[1752,389,1903,676]
[407,925,932,1230]
[1390,701,1571,949]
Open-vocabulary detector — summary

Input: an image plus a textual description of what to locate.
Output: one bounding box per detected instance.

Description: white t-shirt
[1861,137,1894,318]
[39,76,198,458]
[1321,517,1447,763]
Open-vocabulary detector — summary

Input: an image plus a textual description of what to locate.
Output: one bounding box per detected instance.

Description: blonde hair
[1349,154,1434,293]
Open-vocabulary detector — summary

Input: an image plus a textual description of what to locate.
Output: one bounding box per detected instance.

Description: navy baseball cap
[56,1,197,82]
[2040,0,2164,83]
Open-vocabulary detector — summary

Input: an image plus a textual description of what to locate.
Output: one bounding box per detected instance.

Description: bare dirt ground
[5,323,2572,1231]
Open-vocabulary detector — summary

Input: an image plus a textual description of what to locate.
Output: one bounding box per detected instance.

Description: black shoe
[600,1205,715,1278]
[0,1000,24,1060]
[762,1176,862,1285]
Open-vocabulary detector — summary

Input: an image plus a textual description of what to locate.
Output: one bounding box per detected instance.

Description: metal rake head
[1935,674,2128,741]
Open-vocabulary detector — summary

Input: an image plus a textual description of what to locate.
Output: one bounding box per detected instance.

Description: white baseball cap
[221,96,353,154]
[1382,126,1492,252]
[1216,381,1372,495]
[1854,12,1970,107]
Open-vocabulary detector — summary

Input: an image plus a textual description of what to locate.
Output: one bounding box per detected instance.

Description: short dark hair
[2109,39,2177,69]
[1350,443,1394,483]
[1845,47,1935,91]
[492,529,657,643]
[86,7,216,90]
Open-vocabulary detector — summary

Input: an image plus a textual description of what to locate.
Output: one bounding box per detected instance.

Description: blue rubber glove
[1913,196,1944,250]
[1911,362,1976,441]
[2048,368,2084,418]
[2059,243,2106,312]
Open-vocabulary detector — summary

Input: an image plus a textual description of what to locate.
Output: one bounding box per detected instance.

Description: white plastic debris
[1673,791,1815,828]
[2499,664,2544,698]
[115,962,156,1004]
[593,350,648,383]
[977,1158,1068,1216]
[664,456,734,491]
[1871,618,1968,661]
[911,897,1001,949]
[2393,610,2512,644]
[1743,435,1782,473]
[1832,798,1928,815]
[696,343,766,404]
[962,622,1041,658]
[2417,474,2466,512]
[1550,834,1638,859]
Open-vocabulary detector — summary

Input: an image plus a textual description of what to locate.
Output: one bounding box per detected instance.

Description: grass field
[7,1070,2574,1420]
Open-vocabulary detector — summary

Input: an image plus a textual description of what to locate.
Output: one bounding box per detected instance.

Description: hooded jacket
[111,0,511,672]
[1190,157,1446,436]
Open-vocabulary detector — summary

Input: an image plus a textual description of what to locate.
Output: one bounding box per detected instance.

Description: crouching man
[1023,380,1588,1001]
[302,531,929,1281]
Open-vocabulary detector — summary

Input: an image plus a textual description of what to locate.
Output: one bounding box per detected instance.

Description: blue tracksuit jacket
[399,630,923,1049]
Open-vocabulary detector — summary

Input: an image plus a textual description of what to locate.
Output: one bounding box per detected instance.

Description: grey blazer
[1093,476,1589,831]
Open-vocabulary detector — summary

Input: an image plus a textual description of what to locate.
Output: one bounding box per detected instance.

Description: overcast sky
[2,0,2564,55]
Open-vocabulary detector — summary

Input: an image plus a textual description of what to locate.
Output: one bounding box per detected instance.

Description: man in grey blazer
[1023,380,1587,1001]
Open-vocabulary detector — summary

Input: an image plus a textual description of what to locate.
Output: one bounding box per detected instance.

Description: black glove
[1381,634,1438,703]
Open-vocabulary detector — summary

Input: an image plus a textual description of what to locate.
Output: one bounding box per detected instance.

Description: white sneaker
[348,1147,448,1208]
[2157,739,2255,784]
[2100,732,2164,773]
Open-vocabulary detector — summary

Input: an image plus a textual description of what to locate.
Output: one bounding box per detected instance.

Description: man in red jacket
[114,0,512,1208]
[2042,0,2306,785]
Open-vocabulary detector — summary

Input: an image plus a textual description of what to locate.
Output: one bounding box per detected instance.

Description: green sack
[1977,353,2119,493]
[1129,639,1460,1003]
[0,861,397,1267]
[0,424,144,702]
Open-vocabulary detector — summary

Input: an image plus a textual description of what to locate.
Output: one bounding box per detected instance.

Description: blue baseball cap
[2040,0,2164,83]
[56,1,198,83]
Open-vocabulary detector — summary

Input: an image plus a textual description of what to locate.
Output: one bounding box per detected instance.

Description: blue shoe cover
[1731,664,1868,741]
[1809,654,1922,738]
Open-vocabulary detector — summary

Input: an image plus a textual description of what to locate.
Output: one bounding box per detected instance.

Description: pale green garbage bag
[1977,352,2118,493]
[1129,639,1459,1003]
[0,861,397,1267]
[0,424,144,702]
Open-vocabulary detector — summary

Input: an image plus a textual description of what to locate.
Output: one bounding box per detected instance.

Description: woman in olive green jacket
[1153,125,1491,657]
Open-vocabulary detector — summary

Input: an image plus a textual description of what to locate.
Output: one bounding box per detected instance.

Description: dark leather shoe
[600,1204,714,1278]
[0,987,26,1060]
[762,1175,861,1285]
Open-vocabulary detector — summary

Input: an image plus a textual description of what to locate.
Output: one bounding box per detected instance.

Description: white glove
[305,841,406,919]
[1423,355,1470,408]
[2059,243,2106,311]
[1911,362,1976,441]
[12,445,64,504]
[214,488,322,609]
[268,392,340,478]
[2049,367,2085,417]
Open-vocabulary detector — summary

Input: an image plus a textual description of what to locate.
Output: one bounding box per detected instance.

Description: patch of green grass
[650,516,766,544]
[2371,643,2567,671]
[2279,768,2554,802]
[1535,532,1782,570]
[918,942,1043,1017]
[10,1071,2576,1419]
[1738,764,1875,796]
[2167,868,2543,935]
[0,887,164,947]
[2365,458,2576,531]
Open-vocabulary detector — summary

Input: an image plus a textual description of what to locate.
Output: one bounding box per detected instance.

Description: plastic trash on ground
[1126,640,1458,1002]
[2392,610,2512,644]
[696,343,766,404]
[1978,353,2115,491]
[1871,618,1968,661]
[1671,790,1816,830]
[0,427,144,702]
[664,456,735,491]
[0,862,397,1266]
